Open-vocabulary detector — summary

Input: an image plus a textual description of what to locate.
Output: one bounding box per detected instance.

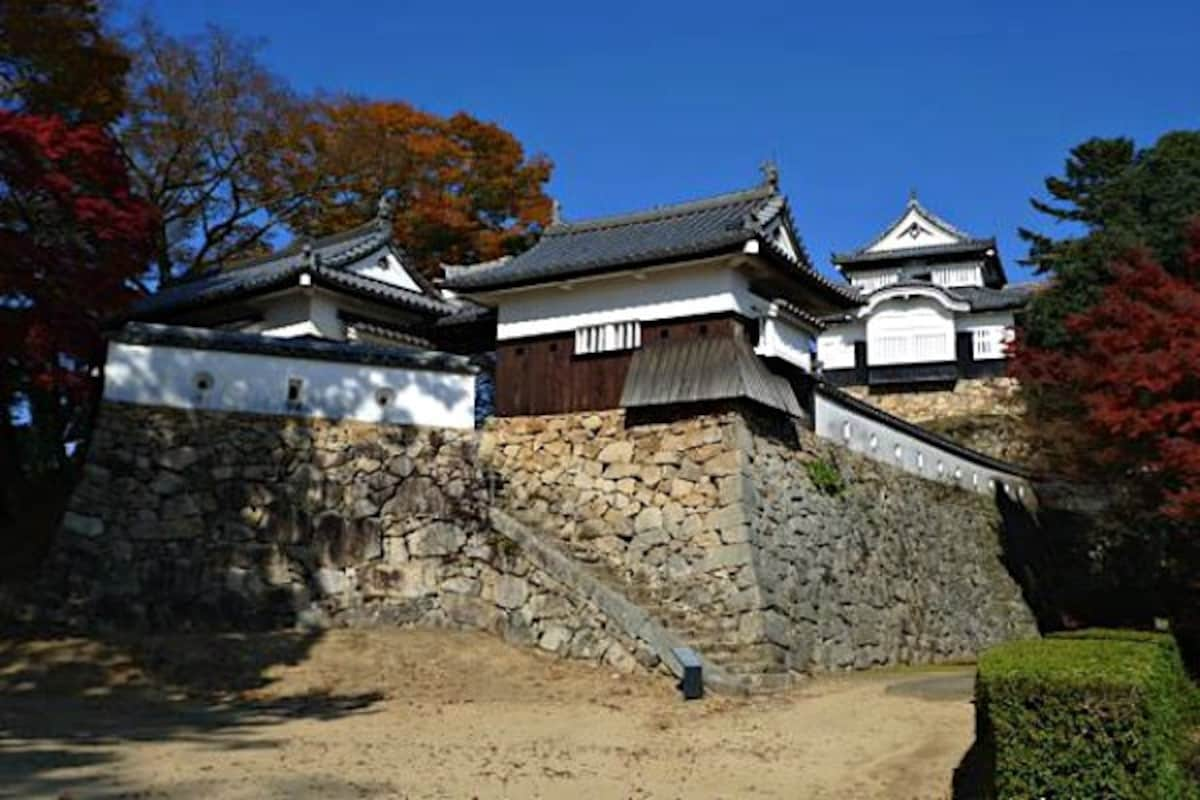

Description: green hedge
[977,629,1198,799]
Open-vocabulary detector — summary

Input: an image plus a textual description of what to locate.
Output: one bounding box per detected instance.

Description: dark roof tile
[443,182,857,305]
[130,214,449,320]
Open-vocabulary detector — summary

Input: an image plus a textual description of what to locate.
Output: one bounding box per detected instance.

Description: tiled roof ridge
[543,183,774,237]
[112,321,476,373]
[833,237,997,265]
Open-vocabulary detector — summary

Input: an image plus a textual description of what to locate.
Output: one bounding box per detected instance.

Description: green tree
[1019,131,1200,349]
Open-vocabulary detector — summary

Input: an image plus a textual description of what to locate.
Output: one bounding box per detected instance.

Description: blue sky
[123,0,1197,283]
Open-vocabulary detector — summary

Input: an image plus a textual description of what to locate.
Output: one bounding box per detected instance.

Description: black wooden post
[955,331,973,378]
[853,340,868,386]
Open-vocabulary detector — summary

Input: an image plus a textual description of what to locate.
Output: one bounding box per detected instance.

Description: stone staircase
[489,509,795,694]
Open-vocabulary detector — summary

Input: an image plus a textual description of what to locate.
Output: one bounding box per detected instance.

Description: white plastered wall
[866,296,956,365]
[348,252,423,293]
[755,314,814,372]
[103,342,475,429]
[816,320,864,370]
[865,207,962,254]
[955,310,1016,361]
[494,262,764,341]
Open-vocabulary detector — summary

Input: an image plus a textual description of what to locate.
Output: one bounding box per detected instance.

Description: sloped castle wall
[483,407,1037,674]
[45,404,664,673]
[738,409,1037,669]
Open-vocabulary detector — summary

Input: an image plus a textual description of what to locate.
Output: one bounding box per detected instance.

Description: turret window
[574,321,641,355]
[286,377,305,409]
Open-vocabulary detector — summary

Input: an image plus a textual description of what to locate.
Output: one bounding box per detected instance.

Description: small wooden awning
[620,337,803,417]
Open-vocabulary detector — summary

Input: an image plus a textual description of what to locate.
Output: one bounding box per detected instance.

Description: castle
[50,169,1039,691]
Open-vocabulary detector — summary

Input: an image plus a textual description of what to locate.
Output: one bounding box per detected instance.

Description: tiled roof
[442,181,858,305]
[435,301,495,327]
[112,322,477,373]
[129,214,451,320]
[769,297,830,331]
[833,238,997,267]
[819,281,1035,321]
[342,317,437,350]
[950,283,1037,312]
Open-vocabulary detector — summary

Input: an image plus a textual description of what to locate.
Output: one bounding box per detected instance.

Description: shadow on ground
[0,630,383,799]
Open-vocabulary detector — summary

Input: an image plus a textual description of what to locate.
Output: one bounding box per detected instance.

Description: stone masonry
[44,405,673,675]
[846,377,1023,423]
[846,377,1033,463]
[483,407,1037,678]
[38,399,1038,689]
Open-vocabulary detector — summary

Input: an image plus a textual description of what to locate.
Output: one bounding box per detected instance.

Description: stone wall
[37,399,1038,686]
[846,377,1023,422]
[481,411,764,677]
[42,404,668,675]
[740,410,1037,670]
[846,378,1032,462]
[482,406,1037,676]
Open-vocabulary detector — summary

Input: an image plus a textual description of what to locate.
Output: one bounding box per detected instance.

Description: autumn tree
[1011,220,1200,657]
[0,111,157,519]
[0,0,129,125]
[285,98,553,279]
[1013,221,1200,518]
[119,20,321,286]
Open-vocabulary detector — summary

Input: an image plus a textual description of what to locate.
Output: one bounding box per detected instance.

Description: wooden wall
[495,314,751,416]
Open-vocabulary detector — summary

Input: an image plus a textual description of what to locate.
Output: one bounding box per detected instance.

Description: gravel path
[0,629,976,799]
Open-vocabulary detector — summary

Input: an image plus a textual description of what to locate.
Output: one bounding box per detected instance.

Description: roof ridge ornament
[551,198,563,226]
[760,160,780,192]
[301,240,322,269]
[908,187,919,205]
[376,191,396,227]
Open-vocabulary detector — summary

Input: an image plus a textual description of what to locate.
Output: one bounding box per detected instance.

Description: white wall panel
[103,342,475,429]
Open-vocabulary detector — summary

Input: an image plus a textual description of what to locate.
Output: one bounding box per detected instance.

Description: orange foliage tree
[285,98,553,279]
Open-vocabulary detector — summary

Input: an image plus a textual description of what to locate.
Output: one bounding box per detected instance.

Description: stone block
[703,451,740,477]
[408,523,466,557]
[603,643,640,673]
[494,575,530,610]
[162,493,201,520]
[149,472,187,496]
[442,594,504,631]
[528,592,571,620]
[387,455,415,478]
[314,567,350,597]
[701,543,751,572]
[442,576,480,595]
[597,441,634,464]
[569,628,610,660]
[538,624,573,653]
[382,477,446,517]
[633,506,663,534]
[706,505,750,544]
[62,512,104,538]
[157,446,200,471]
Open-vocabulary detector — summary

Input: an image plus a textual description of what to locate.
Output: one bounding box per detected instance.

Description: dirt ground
[0,628,979,799]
